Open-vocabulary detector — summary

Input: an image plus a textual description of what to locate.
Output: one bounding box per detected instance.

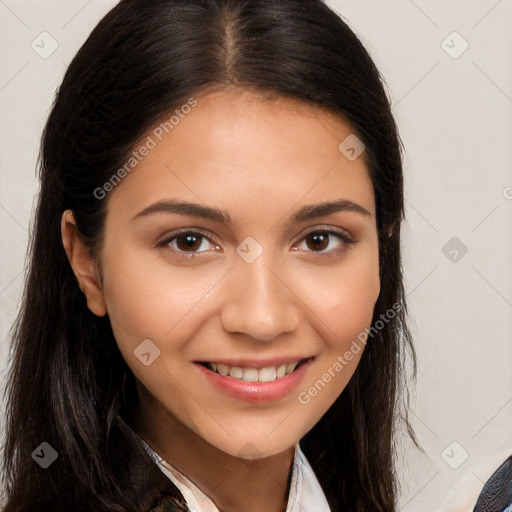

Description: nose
[219,252,300,342]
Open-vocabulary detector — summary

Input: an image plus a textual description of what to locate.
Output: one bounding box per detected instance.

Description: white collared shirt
[140,438,331,512]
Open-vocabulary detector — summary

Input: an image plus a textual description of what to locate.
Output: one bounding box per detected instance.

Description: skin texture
[61,88,380,512]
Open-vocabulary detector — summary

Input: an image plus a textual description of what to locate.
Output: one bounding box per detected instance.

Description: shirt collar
[137,434,331,512]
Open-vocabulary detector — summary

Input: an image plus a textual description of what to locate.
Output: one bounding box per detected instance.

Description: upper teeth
[207,361,300,382]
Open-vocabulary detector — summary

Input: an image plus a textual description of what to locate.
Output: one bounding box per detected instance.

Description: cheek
[292,247,379,408]
[101,248,221,353]
[297,248,380,344]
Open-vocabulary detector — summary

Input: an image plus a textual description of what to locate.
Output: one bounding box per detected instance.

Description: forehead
[105,88,375,220]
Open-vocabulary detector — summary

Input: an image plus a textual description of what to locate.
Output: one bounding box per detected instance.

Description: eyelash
[156,227,356,259]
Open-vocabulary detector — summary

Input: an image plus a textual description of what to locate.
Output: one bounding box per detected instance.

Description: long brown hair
[2,1,416,510]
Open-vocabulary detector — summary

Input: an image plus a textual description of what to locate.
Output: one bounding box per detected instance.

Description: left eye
[295,230,354,253]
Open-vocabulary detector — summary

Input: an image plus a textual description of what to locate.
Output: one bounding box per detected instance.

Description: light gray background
[1,1,511,510]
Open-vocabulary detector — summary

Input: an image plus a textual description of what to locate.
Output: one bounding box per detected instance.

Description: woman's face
[94,88,380,458]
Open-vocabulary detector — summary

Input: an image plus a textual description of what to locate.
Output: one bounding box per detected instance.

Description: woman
[1,0,416,511]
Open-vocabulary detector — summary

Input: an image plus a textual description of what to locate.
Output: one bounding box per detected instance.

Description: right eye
[156,230,222,257]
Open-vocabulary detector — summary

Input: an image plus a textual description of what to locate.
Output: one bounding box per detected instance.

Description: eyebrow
[132,198,372,225]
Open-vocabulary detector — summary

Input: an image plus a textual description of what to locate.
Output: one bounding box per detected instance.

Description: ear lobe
[60,209,107,317]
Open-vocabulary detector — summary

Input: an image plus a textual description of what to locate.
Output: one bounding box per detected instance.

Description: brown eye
[305,232,329,252]
[296,229,354,254]
[175,233,203,252]
[157,230,220,256]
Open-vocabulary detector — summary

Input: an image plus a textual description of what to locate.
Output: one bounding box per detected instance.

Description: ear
[60,209,107,317]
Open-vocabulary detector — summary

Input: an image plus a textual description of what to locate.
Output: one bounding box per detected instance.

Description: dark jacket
[473,456,512,512]
[109,414,189,511]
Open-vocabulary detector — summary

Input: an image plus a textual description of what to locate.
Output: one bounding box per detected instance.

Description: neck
[128,382,295,512]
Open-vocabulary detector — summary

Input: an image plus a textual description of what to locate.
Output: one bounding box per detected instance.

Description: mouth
[195,356,315,402]
[197,357,313,383]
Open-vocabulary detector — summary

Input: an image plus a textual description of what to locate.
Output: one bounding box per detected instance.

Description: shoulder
[473,456,512,512]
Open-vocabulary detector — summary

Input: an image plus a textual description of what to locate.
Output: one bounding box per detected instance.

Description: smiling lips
[197,355,314,383]
[203,360,303,383]
[196,356,315,402]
